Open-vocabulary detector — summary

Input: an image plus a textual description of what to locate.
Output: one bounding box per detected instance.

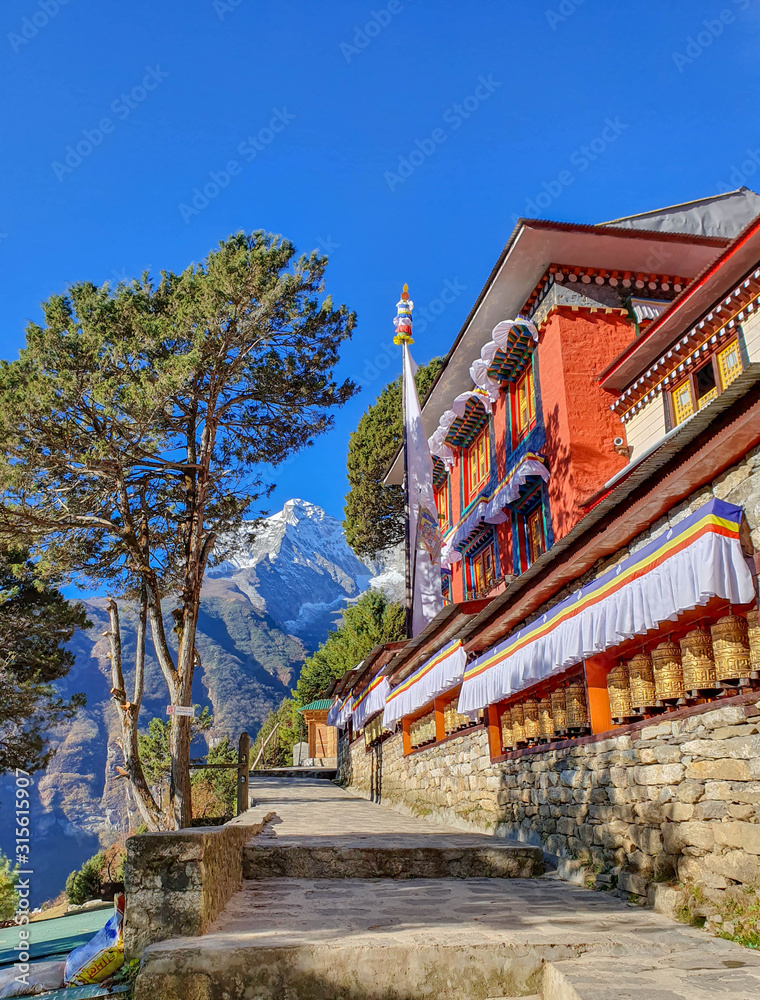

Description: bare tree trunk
[106,595,164,832]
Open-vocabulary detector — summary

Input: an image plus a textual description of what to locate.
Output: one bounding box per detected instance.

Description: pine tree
[0,231,356,829]
[0,547,89,775]
[344,357,443,558]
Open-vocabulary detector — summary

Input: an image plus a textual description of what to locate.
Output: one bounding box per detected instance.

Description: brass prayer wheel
[747,609,760,672]
[511,701,526,743]
[551,687,567,730]
[500,708,514,750]
[680,625,716,690]
[607,661,632,719]
[711,614,751,681]
[523,697,540,741]
[652,639,685,701]
[628,652,656,709]
[538,696,555,739]
[565,679,588,728]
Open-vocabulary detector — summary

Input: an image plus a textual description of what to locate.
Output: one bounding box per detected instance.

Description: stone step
[243,841,543,880]
[542,954,760,1000]
[134,877,760,1000]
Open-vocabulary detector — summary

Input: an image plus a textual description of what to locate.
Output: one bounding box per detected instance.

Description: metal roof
[298,699,333,712]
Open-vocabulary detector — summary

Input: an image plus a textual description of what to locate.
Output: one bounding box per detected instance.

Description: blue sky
[2,0,759,523]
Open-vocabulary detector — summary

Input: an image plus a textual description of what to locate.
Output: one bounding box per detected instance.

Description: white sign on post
[166,705,196,718]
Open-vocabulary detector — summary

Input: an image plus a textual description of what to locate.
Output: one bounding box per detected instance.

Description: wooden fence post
[237,732,250,816]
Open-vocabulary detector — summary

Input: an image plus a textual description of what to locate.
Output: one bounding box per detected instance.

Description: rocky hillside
[0,500,402,906]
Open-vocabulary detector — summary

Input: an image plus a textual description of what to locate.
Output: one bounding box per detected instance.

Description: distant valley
[0,500,403,906]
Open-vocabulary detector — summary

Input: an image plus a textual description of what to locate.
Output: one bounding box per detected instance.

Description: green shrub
[65,852,105,905]
[0,852,19,921]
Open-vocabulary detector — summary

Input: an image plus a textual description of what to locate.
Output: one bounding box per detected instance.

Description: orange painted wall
[538,310,632,542]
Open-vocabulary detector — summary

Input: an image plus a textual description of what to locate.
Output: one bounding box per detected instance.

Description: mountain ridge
[0,498,402,906]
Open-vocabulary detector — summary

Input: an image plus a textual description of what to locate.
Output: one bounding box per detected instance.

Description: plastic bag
[0,959,65,997]
[64,894,125,986]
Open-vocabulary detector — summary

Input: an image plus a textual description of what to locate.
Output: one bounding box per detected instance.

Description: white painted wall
[742,311,760,363]
[623,395,667,461]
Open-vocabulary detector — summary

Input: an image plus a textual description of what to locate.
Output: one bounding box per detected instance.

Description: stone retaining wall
[124,808,275,958]
[340,696,760,911]
[340,444,760,918]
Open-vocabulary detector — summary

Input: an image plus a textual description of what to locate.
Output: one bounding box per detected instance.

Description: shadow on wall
[369,740,382,804]
[494,750,680,884]
[542,404,575,542]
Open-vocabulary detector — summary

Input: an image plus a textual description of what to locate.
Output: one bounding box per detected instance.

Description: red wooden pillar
[584,656,613,735]
[487,703,503,759]
[402,716,412,755]
[434,699,446,742]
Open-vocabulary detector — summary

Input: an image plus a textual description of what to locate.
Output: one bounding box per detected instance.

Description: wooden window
[514,364,536,441]
[434,480,450,531]
[465,425,490,502]
[669,338,743,428]
[671,377,693,424]
[526,507,546,565]
[516,487,547,572]
[469,540,496,596]
[717,338,742,388]
[441,573,452,605]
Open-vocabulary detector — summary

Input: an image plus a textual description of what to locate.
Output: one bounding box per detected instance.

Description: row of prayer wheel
[500,678,589,751]
[443,700,474,736]
[409,710,437,749]
[364,715,384,747]
[607,610,760,721]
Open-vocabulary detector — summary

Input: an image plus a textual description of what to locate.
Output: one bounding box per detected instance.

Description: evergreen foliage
[294,589,405,707]
[252,590,405,768]
[343,357,443,558]
[137,711,238,817]
[137,708,213,788]
[0,230,356,829]
[0,851,19,921]
[65,852,105,906]
[250,697,299,769]
[0,547,89,775]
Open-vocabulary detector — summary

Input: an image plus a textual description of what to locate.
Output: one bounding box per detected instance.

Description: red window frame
[465,424,490,504]
[513,363,536,444]
[434,479,451,531]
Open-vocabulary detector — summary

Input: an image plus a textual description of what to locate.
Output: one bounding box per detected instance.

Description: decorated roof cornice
[612,267,760,420]
[525,264,690,320]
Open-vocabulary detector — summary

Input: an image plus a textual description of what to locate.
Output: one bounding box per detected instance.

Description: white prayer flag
[402,343,443,635]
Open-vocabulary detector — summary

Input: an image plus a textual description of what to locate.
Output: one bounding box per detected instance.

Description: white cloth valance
[458,498,754,715]
[327,693,354,728]
[352,675,390,730]
[383,640,467,729]
[469,318,539,395]
[440,454,549,568]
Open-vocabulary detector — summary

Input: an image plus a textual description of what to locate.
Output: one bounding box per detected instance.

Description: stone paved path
[134,778,760,999]
[247,776,523,847]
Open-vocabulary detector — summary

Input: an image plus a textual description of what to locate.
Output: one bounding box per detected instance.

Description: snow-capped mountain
[207,498,403,648]
[0,498,405,907]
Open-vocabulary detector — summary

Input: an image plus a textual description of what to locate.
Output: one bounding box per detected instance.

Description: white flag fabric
[403,343,444,635]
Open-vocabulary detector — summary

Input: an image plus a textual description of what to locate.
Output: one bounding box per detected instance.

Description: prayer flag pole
[394,284,415,639]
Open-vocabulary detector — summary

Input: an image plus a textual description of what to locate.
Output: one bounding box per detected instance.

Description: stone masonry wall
[124,808,275,958]
[340,445,760,917]
[341,697,760,907]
